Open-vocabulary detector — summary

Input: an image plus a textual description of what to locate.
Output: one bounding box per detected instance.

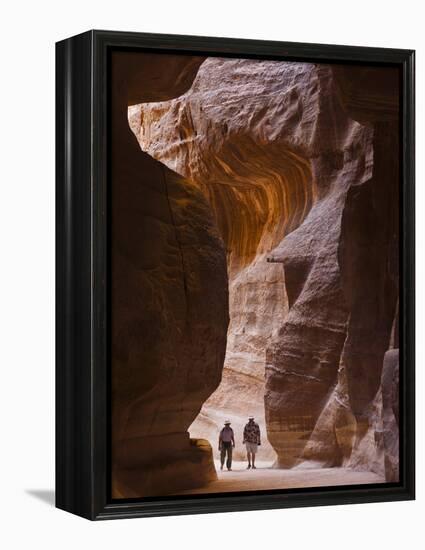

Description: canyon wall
[130,58,399,479]
[111,52,229,498]
[333,66,400,478]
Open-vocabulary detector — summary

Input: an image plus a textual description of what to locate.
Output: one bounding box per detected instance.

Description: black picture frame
[56,30,415,520]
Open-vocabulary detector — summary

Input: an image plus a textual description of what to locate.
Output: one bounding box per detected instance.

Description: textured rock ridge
[295,67,400,475]
[129,58,399,478]
[111,52,229,498]
[333,67,400,478]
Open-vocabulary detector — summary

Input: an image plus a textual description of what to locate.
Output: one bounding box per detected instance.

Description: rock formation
[333,66,400,480]
[127,57,400,484]
[111,52,229,498]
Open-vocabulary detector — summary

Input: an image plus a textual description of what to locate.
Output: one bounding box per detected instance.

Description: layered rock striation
[128,58,399,480]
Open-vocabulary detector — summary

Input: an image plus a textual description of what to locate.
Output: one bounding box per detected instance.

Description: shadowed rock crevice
[275,256,314,310]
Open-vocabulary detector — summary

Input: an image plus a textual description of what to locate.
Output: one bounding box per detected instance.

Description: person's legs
[227,445,233,470]
[246,450,251,468]
[220,446,226,470]
[252,451,256,468]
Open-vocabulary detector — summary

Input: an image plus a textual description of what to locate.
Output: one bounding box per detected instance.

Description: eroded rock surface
[129,58,399,478]
[334,68,400,476]
[111,52,228,498]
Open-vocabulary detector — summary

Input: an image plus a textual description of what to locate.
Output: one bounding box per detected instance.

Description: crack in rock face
[127,57,399,481]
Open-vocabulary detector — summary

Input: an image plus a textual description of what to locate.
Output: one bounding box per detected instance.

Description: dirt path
[176,461,385,495]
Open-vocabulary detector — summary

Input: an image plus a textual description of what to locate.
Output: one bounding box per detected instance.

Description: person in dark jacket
[218,420,235,471]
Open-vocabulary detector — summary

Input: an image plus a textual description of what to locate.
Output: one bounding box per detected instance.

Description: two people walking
[218,416,261,471]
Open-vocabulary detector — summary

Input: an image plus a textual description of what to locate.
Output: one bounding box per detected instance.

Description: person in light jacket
[243,416,261,469]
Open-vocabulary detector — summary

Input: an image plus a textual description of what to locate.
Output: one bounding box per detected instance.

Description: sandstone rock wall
[111,52,229,498]
[333,67,400,479]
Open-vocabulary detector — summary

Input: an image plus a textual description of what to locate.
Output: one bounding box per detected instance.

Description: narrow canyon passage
[113,53,400,498]
[186,151,313,463]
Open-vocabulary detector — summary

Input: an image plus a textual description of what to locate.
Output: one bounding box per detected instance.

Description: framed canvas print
[56,30,415,520]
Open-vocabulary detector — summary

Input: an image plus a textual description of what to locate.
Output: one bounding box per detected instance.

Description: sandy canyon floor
[176,461,385,495]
